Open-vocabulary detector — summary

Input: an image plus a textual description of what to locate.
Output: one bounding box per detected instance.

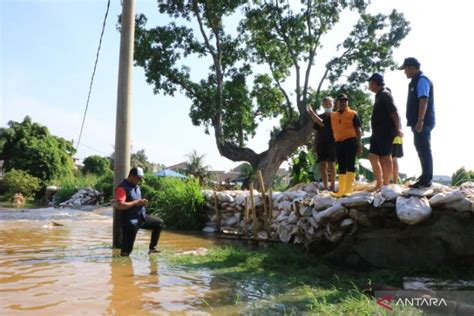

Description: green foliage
[133,1,410,182]
[239,163,256,182]
[2,169,41,198]
[109,149,156,173]
[288,148,317,187]
[95,170,114,202]
[451,167,474,186]
[0,116,75,181]
[131,149,154,173]
[142,176,206,230]
[82,155,111,175]
[184,150,210,184]
[53,174,100,204]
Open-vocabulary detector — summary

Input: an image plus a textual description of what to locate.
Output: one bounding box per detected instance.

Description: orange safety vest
[330,108,358,142]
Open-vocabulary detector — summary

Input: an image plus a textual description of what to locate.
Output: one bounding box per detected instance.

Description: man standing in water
[114,167,164,256]
[399,57,435,188]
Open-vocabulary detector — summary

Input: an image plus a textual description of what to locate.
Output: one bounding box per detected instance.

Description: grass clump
[169,244,472,315]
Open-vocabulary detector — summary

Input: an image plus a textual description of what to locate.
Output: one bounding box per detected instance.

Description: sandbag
[429,190,464,206]
[341,192,374,208]
[312,195,335,211]
[313,203,347,223]
[396,196,432,225]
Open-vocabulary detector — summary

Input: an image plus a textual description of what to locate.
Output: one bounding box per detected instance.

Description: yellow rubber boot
[331,174,346,198]
[344,172,356,196]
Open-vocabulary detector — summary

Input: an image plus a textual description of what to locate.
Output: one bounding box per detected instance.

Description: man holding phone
[114,167,164,256]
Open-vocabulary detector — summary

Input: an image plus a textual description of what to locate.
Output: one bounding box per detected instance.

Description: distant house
[166,162,188,173]
[72,157,84,172]
[433,175,451,185]
[0,160,4,177]
[165,160,290,185]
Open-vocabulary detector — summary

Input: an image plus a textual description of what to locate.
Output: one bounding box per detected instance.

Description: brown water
[0,208,256,315]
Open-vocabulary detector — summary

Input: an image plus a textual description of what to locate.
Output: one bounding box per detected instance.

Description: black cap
[368,73,384,86]
[336,93,349,102]
[398,57,420,70]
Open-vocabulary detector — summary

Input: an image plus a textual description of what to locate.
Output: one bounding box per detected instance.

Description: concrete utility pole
[113,0,135,252]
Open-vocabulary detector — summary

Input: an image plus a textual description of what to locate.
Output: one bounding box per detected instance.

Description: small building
[166,162,188,173]
[433,175,451,185]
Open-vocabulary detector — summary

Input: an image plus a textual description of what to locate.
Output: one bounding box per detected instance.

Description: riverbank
[169,243,474,314]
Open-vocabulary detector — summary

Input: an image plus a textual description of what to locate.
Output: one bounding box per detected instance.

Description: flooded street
[0,207,246,315]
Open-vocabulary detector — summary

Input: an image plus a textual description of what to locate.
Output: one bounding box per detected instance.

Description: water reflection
[0,209,225,315]
[108,256,160,315]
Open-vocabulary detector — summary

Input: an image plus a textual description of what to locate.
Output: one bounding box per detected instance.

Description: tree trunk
[237,117,314,189]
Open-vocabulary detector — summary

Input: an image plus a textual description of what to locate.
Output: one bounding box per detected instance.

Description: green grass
[167,243,473,315]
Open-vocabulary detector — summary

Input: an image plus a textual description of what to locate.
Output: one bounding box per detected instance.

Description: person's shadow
[107,255,160,315]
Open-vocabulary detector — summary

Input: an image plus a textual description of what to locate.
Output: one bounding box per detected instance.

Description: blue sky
[1,0,474,177]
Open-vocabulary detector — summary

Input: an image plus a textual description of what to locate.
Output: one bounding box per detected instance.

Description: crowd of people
[113,57,435,256]
[307,57,435,196]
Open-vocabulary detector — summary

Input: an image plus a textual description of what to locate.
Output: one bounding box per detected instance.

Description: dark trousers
[412,126,433,183]
[336,137,357,174]
[121,214,163,256]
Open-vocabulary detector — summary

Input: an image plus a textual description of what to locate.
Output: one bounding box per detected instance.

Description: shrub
[2,169,41,198]
[53,174,100,204]
[82,155,111,175]
[451,167,474,186]
[143,176,206,230]
[95,170,114,202]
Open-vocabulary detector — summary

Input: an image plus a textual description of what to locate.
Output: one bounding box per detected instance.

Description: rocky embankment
[202,182,474,268]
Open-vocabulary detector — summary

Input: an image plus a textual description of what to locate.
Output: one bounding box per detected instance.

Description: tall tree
[82,155,111,175]
[0,116,75,181]
[133,0,410,187]
[131,149,154,173]
[184,149,209,183]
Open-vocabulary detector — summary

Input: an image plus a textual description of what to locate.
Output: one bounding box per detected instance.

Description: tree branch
[268,62,292,119]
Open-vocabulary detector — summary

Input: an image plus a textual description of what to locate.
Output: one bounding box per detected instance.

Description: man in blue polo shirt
[399,57,435,188]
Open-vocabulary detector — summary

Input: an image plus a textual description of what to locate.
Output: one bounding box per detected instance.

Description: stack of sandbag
[59,187,102,207]
[201,181,474,244]
[428,181,474,213]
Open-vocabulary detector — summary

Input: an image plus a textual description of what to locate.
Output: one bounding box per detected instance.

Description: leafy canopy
[0,116,75,182]
[133,0,410,184]
[82,155,111,176]
[2,169,41,198]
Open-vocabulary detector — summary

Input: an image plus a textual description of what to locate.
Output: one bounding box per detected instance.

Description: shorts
[369,134,393,156]
[316,142,336,162]
[392,143,404,158]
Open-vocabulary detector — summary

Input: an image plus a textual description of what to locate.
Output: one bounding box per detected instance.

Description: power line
[76,0,111,151]
[77,142,111,157]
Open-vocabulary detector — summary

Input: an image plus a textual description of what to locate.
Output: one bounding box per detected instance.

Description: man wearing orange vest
[307,94,362,197]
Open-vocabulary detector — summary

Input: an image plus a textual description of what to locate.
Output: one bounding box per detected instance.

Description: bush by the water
[53,174,100,204]
[142,176,206,230]
[94,170,114,202]
[1,169,41,198]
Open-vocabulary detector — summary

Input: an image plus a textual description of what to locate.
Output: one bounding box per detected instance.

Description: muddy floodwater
[0,207,254,315]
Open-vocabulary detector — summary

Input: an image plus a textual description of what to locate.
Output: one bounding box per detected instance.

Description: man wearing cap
[367,73,402,190]
[307,94,362,197]
[114,167,164,256]
[399,57,435,188]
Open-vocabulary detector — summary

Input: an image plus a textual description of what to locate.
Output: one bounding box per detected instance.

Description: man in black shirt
[368,73,402,190]
[313,97,336,191]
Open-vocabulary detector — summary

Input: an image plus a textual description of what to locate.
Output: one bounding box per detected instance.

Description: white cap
[130,167,145,178]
